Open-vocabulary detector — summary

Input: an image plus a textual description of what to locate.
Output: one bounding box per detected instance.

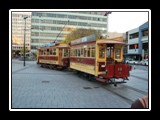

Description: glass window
[47,49,49,55]
[115,48,121,59]
[50,49,52,55]
[70,49,73,57]
[52,48,56,55]
[64,49,68,57]
[84,48,87,57]
[44,49,47,55]
[77,49,80,57]
[91,47,95,57]
[88,48,90,57]
[99,47,105,58]
[81,48,83,57]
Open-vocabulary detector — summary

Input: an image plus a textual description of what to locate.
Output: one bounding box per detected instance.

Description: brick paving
[11,60,133,109]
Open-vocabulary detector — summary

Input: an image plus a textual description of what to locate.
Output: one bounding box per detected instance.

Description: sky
[108,12,149,33]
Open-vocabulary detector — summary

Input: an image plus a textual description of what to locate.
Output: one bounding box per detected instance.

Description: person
[131,95,148,108]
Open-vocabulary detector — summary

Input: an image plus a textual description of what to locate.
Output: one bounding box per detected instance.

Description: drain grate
[83,87,92,89]
[42,81,50,83]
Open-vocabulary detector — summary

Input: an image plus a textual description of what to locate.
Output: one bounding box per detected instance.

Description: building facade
[125,21,148,60]
[31,12,108,53]
[12,12,31,52]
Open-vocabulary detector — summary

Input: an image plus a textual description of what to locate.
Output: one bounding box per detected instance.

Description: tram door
[59,48,63,65]
[106,44,114,64]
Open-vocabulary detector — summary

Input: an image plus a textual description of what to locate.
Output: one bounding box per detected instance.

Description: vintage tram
[37,34,131,85]
[37,42,70,69]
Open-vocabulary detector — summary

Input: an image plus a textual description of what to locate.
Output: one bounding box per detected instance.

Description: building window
[129,32,139,39]
[129,44,138,49]
[142,29,148,36]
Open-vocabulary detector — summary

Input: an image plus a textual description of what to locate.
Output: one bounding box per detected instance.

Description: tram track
[130,75,148,81]
[101,85,134,104]
[122,84,148,95]
[95,78,148,105]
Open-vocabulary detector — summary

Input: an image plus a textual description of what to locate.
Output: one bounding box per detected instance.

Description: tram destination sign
[71,34,96,45]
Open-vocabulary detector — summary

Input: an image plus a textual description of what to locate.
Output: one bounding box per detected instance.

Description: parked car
[126,59,139,64]
[140,59,148,66]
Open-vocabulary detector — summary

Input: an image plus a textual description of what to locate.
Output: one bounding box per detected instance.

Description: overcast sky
[108,12,149,33]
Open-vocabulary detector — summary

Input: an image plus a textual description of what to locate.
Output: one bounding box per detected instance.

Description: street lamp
[23,16,28,66]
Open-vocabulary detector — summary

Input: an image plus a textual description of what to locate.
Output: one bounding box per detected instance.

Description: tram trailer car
[70,34,132,85]
[37,43,70,70]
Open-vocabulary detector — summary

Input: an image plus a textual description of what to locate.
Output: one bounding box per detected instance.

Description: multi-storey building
[125,21,148,60]
[12,12,31,52]
[31,12,108,53]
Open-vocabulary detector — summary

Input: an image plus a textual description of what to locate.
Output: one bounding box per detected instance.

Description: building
[31,12,109,53]
[12,12,32,53]
[125,21,148,60]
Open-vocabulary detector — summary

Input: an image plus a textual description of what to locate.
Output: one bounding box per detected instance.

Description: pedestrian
[131,95,148,108]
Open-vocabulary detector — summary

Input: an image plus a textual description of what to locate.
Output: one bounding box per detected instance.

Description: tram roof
[56,44,70,48]
[97,39,127,45]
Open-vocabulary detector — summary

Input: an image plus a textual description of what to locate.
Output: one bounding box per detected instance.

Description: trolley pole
[23,16,28,66]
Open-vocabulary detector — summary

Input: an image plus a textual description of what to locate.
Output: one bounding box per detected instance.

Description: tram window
[72,49,76,56]
[107,47,114,58]
[91,47,95,57]
[50,49,52,55]
[70,49,73,56]
[77,49,80,57]
[64,49,68,57]
[99,47,105,58]
[47,49,49,55]
[81,48,83,57]
[52,49,56,55]
[88,48,90,57]
[115,48,121,59]
[84,48,87,57]
[44,49,47,55]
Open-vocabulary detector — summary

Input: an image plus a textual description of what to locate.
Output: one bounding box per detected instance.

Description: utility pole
[23,16,28,66]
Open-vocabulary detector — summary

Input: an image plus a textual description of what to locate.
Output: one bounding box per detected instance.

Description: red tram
[37,34,132,85]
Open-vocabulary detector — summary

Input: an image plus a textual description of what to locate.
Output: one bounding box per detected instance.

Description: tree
[62,28,103,43]
[20,47,29,56]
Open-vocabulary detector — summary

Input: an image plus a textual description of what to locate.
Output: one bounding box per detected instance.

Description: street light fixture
[23,16,28,66]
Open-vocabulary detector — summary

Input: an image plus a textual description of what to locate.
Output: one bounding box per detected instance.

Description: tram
[37,42,70,69]
[37,34,132,85]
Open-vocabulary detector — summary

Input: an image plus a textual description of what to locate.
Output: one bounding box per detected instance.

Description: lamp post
[23,16,28,66]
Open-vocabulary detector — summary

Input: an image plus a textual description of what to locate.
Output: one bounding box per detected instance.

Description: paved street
[11,59,149,109]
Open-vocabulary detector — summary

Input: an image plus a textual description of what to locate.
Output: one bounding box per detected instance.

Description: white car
[126,59,139,64]
[140,59,148,66]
